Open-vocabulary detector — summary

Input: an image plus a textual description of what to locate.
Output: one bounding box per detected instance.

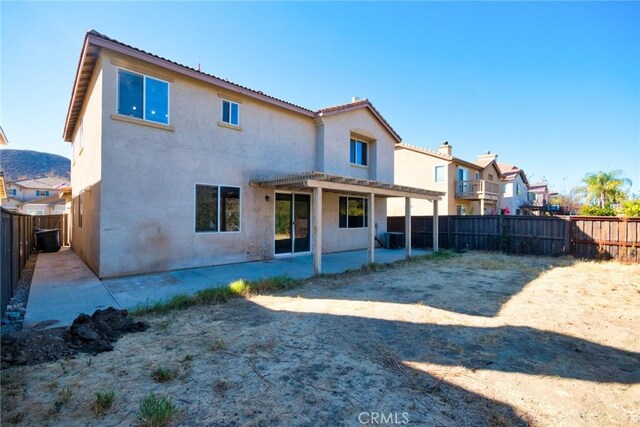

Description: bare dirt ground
[2,252,639,426]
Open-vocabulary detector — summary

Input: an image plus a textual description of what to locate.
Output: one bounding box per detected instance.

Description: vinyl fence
[387,215,640,262]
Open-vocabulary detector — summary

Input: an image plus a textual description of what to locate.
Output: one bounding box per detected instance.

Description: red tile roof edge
[64,30,402,143]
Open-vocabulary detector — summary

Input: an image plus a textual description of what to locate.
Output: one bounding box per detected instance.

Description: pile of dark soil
[1,307,148,368]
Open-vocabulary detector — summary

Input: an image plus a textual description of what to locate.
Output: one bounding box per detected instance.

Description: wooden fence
[570,216,640,261]
[0,210,68,316]
[388,215,640,262]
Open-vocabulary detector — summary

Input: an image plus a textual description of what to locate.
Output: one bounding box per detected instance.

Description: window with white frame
[195,184,241,233]
[8,189,17,196]
[339,196,368,228]
[516,183,521,195]
[36,190,50,197]
[434,165,445,183]
[117,69,169,125]
[349,138,368,166]
[221,99,240,126]
[27,210,44,216]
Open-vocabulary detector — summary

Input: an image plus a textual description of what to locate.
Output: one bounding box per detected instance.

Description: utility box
[384,232,405,249]
[34,229,61,253]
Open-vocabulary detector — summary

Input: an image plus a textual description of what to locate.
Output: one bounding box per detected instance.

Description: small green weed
[92,390,116,416]
[138,393,177,427]
[151,367,178,383]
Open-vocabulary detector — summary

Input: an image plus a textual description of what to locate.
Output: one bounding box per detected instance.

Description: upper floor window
[195,184,241,233]
[339,196,368,228]
[434,166,445,183]
[474,172,480,180]
[516,183,521,195]
[8,189,17,196]
[350,139,368,166]
[117,69,169,125]
[36,190,50,197]
[488,174,494,181]
[221,100,240,126]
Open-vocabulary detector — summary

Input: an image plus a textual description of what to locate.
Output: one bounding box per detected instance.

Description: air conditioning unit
[384,232,405,249]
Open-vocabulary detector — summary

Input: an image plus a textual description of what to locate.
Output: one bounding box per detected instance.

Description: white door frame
[273,190,313,257]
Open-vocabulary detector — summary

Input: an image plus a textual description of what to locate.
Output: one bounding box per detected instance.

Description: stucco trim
[217,92,244,104]
[217,121,243,132]
[110,114,176,132]
[110,59,175,82]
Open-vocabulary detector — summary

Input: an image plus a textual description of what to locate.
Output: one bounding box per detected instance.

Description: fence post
[564,216,572,255]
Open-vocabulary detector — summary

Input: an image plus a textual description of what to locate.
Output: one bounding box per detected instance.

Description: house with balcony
[62,30,443,278]
[389,142,502,216]
[1,177,68,215]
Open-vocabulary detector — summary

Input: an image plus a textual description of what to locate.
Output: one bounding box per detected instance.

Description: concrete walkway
[24,248,119,329]
[24,247,427,327]
[104,248,428,309]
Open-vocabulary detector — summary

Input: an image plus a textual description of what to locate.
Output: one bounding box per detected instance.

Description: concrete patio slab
[23,247,428,327]
[104,248,429,309]
[24,248,119,329]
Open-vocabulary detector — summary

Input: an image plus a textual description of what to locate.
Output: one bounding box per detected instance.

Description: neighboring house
[62,30,443,278]
[390,142,502,216]
[496,163,530,215]
[0,126,7,145]
[2,177,68,214]
[0,173,6,203]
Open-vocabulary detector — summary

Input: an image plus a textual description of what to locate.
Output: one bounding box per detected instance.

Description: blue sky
[1,1,639,194]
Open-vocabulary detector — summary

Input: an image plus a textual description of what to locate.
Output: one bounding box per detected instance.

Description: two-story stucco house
[62,31,443,278]
[389,142,502,216]
[2,177,68,215]
[496,163,530,215]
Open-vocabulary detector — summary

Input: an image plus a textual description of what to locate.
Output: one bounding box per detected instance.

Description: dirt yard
[2,252,639,426]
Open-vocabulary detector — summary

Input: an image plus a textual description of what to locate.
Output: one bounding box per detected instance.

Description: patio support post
[313,187,322,275]
[405,197,412,258]
[480,198,485,216]
[433,200,439,252]
[367,193,375,265]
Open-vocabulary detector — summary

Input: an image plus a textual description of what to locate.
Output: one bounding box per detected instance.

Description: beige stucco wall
[318,109,396,183]
[322,193,387,253]
[70,57,103,274]
[75,49,394,277]
[388,147,447,216]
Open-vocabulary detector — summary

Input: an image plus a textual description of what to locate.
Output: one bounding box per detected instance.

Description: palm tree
[580,170,632,208]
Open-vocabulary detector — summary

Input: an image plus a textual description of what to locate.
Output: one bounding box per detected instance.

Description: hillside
[0,149,70,182]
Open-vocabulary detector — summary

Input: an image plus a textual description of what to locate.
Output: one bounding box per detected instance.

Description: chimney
[438,141,452,156]
[477,150,498,163]
[351,96,360,103]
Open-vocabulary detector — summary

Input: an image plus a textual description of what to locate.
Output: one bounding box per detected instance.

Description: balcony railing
[455,180,501,198]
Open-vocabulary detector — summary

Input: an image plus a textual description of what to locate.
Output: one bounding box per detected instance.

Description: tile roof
[64,31,401,143]
[317,98,401,142]
[21,194,65,206]
[12,177,69,189]
[397,143,492,170]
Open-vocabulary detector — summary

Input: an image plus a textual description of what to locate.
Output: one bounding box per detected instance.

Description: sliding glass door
[275,193,311,255]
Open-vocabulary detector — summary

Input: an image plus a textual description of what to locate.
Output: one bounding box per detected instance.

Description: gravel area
[1,254,37,334]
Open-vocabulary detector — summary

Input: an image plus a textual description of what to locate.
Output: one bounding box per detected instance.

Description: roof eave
[318,103,402,144]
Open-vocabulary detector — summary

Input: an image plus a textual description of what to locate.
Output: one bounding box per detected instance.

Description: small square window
[350,139,368,166]
[339,196,368,228]
[221,100,240,126]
